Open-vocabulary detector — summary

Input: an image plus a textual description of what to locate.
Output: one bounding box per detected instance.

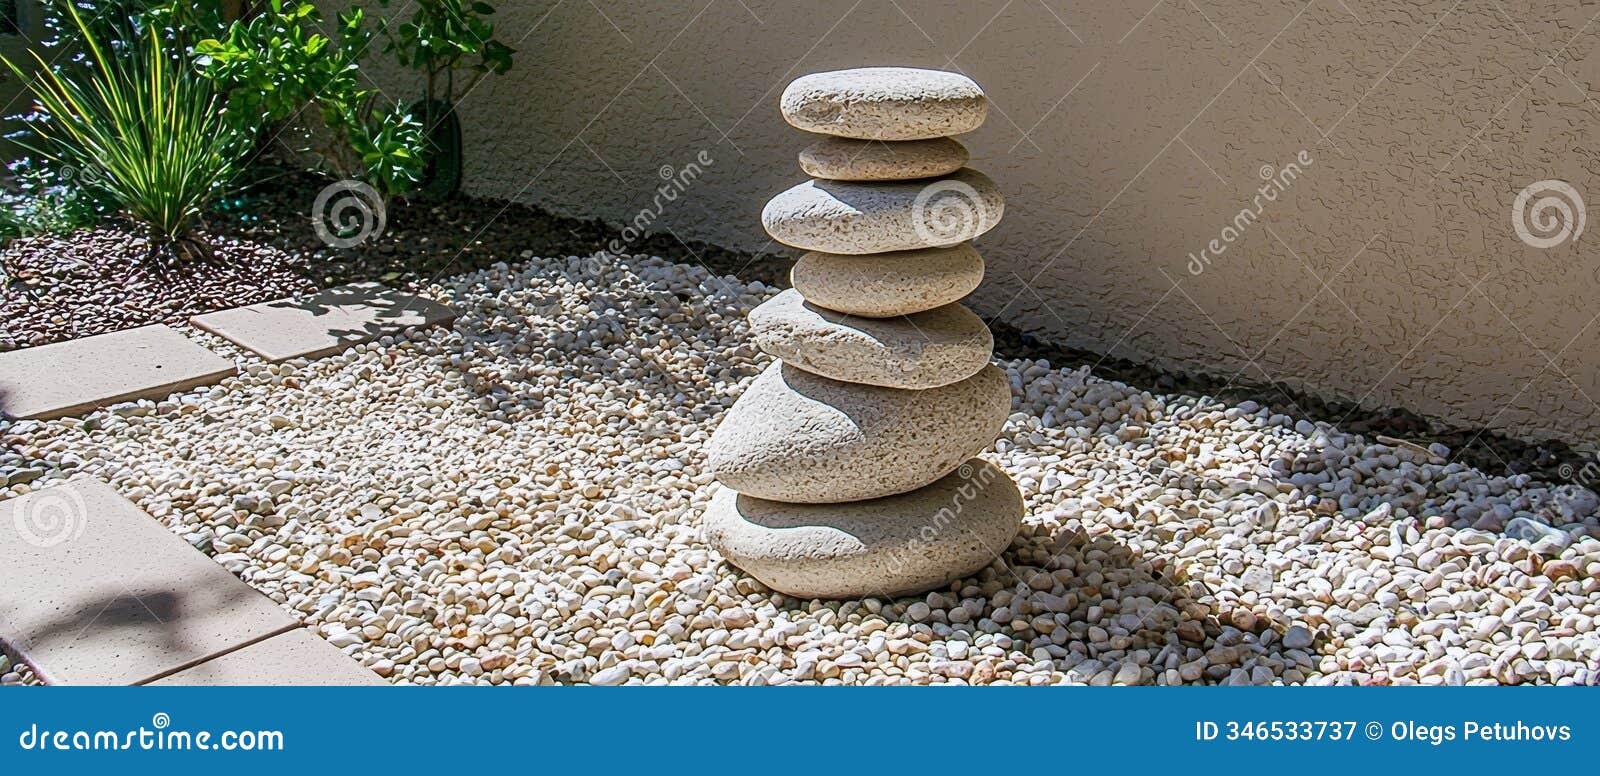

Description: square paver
[190,282,457,362]
[149,628,386,686]
[0,478,298,685]
[0,324,235,420]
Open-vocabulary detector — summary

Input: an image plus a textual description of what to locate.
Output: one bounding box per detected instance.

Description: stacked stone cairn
[702,67,1023,600]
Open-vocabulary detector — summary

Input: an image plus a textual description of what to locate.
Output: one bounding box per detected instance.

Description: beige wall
[356,1,1600,445]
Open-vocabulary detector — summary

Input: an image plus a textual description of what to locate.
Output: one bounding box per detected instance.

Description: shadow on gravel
[763,529,1295,686]
[440,277,741,420]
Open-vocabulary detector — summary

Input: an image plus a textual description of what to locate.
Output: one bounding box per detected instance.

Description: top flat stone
[0,478,298,685]
[781,67,987,141]
[150,628,386,686]
[190,282,456,362]
[0,324,235,420]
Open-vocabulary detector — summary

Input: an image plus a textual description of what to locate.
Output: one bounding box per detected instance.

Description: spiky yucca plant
[2,3,242,254]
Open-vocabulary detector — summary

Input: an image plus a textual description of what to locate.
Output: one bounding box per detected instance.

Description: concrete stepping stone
[748,289,991,389]
[149,628,386,686]
[0,478,298,685]
[703,459,1023,599]
[0,324,235,420]
[781,67,987,140]
[190,282,457,362]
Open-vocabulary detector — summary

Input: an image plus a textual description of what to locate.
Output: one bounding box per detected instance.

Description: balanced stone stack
[702,67,1023,600]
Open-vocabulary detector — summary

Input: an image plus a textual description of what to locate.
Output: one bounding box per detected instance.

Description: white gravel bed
[1,653,41,686]
[3,252,1598,686]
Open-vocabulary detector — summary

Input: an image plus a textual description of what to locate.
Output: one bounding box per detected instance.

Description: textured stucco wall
[352,1,1600,445]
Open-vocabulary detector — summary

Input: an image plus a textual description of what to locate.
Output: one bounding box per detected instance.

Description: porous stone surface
[799,136,968,181]
[762,169,1004,254]
[705,361,1010,503]
[780,67,987,140]
[747,289,991,389]
[703,459,1023,599]
[791,243,984,317]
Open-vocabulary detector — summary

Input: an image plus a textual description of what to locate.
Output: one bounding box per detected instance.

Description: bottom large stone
[703,459,1023,600]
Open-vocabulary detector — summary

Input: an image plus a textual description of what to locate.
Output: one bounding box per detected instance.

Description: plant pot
[414,98,463,199]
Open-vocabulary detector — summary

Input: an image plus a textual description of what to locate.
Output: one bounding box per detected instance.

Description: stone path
[0,282,458,683]
[0,478,379,685]
[190,282,457,362]
[150,628,386,686]
[0,324,234,420]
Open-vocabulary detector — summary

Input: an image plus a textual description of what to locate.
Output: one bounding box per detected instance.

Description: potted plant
[373,0,514,198]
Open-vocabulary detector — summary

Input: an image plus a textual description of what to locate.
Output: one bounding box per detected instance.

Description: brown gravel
[0,171,767,352]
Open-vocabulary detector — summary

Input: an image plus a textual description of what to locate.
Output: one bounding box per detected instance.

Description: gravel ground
[1,652,41,686]
[3,252,1598,685]
[1,173,1582,480]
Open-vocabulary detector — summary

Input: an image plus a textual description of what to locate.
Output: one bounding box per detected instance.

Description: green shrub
[0,158,107,238]
[194,1,427,195]
[375,0,515,106]
[370,0,514,196]
[2,3,243,245]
